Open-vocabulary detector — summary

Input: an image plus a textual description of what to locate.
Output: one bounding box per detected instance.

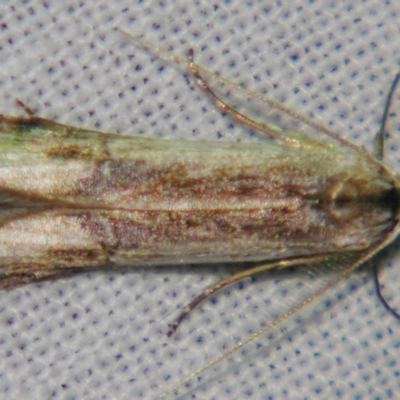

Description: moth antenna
[373,71,400,320]
[373,263,400,319]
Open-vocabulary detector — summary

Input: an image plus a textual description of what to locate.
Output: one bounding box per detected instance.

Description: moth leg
[13,99,72,133]
[187,49,298,146]
[15,99,36,116]
[187,49,332,150]
[5,103,73,133]
[167,254,325,336]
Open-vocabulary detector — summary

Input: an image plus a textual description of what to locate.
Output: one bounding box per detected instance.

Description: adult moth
[0,31,399,397]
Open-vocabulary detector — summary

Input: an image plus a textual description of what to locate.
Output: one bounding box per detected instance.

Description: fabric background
[0,1,399,399]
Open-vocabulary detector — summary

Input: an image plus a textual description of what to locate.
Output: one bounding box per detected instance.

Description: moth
[0,32,399,396]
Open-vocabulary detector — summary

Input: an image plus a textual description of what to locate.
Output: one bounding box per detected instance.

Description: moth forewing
[0,112,397,285]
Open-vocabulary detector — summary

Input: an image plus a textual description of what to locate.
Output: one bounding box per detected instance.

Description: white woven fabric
[0,1,399,399]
